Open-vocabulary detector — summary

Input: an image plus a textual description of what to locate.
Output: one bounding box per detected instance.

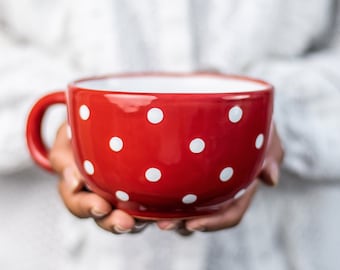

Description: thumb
[49,122,76,175]
[260,158,280,186]
[259,123,284,186]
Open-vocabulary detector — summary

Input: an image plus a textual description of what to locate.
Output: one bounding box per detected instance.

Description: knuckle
[58,188,86,218]
[229,215,243,228]
[64,203,85,218]
[94,216,124,234]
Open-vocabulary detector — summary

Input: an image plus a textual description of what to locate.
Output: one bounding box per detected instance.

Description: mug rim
[68,72,274,95]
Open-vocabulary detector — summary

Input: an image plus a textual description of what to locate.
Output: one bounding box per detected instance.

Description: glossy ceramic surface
[26,73,273,219]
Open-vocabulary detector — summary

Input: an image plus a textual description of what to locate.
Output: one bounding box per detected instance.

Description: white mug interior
[75,74,270,94]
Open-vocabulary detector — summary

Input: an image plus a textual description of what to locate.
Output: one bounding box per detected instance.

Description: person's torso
[1,0,335,73]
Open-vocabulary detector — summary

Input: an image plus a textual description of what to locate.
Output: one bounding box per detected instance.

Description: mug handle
[26,91,66,172]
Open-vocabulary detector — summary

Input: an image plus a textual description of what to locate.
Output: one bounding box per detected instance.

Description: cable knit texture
[0,0,340,269]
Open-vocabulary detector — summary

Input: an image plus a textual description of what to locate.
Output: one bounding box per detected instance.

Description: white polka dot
[66,125,72,140]
[145,168,162,182]
[116,190,129,202]
[228,106,243,123]
[255,134,264,149]
[234,189,246,200]
[109,137,123,152]
[79,105,90,120]
[147,108,164,124]
[219,167,234,182]
[189,138,205,153]
[182,194,197,204]
[83,160,94,175]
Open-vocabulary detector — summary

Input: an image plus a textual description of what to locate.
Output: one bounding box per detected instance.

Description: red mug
[26,73,273,219]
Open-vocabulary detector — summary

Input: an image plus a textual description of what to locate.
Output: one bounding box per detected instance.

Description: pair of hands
[49,123,283,235]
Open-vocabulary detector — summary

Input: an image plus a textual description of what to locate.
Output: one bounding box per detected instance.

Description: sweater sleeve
[249,31,340,182]
[0,31,78,175]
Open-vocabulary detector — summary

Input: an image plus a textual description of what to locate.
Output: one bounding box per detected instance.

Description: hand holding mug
[49,121,283,234]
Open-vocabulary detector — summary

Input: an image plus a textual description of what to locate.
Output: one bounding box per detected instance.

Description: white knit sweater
[0,1,340,269]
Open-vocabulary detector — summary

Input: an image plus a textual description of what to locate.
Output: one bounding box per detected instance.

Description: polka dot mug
[26,73,273,219]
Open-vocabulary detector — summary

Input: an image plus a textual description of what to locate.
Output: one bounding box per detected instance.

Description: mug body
[65,73,273,219]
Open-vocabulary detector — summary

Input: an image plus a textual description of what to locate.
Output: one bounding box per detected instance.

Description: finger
[269,124,285,164]
[185,181,258,232]
[49,122,75,175]
[95,209,136,234]
[58,167,112,219]
[157,219,193,236]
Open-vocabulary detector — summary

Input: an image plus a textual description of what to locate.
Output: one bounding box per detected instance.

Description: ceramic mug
[26,73,273,219]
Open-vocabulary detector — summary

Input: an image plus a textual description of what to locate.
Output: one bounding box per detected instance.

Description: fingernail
[114,225,131,234]
[63,167,81,191]
[131,221,149,233]
[134,221,148,230]
[90,208,108,218]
